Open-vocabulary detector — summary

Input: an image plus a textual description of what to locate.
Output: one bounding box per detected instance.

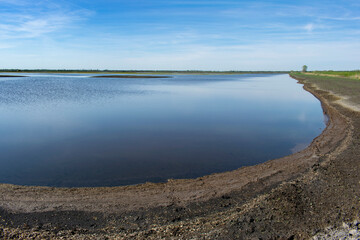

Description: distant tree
[302,65,308,72]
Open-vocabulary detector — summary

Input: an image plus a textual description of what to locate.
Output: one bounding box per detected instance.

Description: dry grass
[306,71,360,80]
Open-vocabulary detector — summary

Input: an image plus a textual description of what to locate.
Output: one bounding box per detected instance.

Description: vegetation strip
[0,75,26,78]
[91,75,172,78]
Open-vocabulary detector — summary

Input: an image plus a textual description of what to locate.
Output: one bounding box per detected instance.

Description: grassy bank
[291,72,360,105]
[299,70,360,80]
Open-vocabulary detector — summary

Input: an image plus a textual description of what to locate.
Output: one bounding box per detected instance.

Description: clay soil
[1,73,359,239]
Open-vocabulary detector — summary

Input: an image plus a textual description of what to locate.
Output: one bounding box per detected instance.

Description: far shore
[0,75,27,78]
[91,75,172,78]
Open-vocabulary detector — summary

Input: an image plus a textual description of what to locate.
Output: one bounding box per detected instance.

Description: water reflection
[0,74,325,187]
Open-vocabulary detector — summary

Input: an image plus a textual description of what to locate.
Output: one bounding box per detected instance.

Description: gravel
[313,220,360,240]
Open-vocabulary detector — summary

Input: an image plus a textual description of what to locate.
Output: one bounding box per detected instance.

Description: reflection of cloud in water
[291,142,309,154]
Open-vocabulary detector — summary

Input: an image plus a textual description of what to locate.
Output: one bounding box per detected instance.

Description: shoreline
[0,82,345,213]
[0,74,356,238]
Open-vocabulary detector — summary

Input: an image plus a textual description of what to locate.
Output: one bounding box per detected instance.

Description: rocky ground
[312,220,360,240]
[1,73,359,239]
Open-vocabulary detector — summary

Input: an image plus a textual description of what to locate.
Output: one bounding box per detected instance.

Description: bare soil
[1,73,359,239]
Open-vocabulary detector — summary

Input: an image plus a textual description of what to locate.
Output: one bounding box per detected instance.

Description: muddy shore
[1,73,359,239]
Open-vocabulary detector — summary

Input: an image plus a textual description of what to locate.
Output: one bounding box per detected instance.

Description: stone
[349,229,358,236]
[343,222,350,229]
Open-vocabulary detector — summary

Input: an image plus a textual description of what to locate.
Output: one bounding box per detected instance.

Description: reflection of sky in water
[0,74,325,187]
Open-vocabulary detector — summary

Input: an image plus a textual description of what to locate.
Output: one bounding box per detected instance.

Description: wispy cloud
[301,23,333,33]
[0,0,359,70]
[0,15,70,39]
[0,42,14,49]
[303,23,315,32]
[320,16,360,21]
[0,1,92,40]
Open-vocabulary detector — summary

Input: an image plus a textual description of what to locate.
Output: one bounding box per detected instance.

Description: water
[0,74,325,187]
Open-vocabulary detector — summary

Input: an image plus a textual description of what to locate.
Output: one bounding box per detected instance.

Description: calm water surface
[0,74,325,187]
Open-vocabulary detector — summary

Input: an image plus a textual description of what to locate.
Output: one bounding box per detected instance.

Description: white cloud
[0,15,62,39]
[0,0,92,40]
[303,23,315,32]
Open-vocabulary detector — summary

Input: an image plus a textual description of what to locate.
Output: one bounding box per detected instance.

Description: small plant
[302,65,308,72]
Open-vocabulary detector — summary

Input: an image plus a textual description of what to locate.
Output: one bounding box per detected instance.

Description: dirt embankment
[1,73,359,239]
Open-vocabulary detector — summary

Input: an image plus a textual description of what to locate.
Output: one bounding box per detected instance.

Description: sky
[0,0,359,71]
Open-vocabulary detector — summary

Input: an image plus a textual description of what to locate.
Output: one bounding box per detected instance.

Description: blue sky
[0,0,359,70]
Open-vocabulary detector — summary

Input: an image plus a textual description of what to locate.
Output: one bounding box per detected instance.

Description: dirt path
[1,74,359,239]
